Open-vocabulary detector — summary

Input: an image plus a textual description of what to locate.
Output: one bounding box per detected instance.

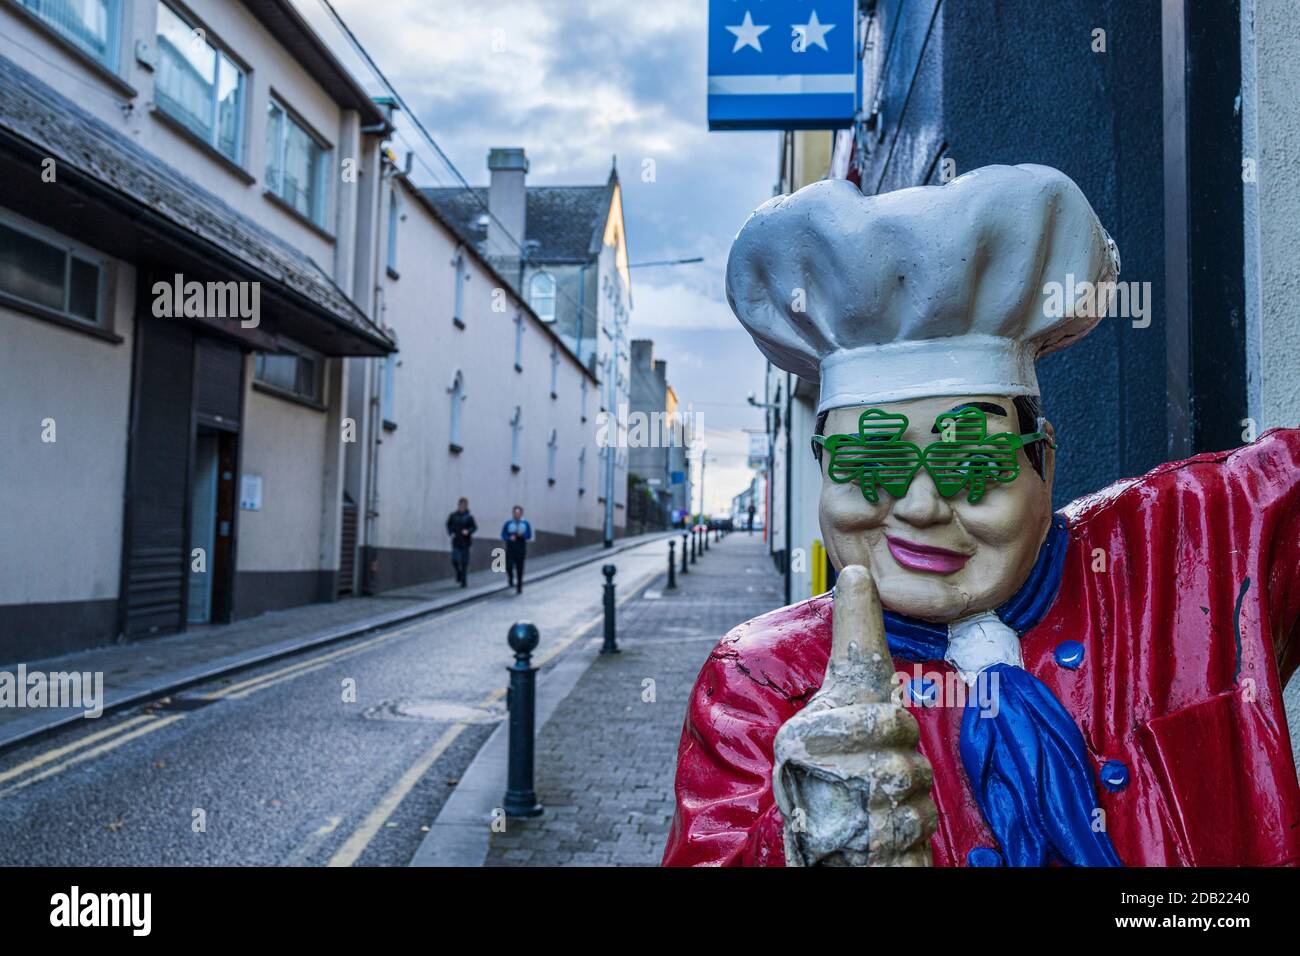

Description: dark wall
[860,0,1167,506]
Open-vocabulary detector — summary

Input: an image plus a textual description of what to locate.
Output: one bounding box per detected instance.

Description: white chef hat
[726,164,1119,413]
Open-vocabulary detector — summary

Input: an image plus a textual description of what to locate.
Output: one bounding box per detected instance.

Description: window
[513,312,524,371]
[381,351,397,425]
[255,348,320,402]
[155,3,244,162]
[266,100,328,226]
[451,247,466,328]
[0,218,103,326]
[447,369,465,450]
[21,0,120,69]
[386,188,399,275]
[509,406,522,472]
[547,429,558,485]
[529,271,556,323]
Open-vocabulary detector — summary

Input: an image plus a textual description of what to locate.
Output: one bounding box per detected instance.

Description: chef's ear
[1040,418,1057,491]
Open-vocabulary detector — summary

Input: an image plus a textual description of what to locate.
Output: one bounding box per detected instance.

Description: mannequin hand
[772,565,936,866]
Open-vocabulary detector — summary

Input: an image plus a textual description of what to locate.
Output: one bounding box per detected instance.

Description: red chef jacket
[663,429,1300,867]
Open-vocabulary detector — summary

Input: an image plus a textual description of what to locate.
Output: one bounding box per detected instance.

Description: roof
[420,179,614,263]
[0,53,394,354]
[240,0,387,128]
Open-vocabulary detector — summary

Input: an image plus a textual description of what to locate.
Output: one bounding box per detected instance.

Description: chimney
[486,148,528,266]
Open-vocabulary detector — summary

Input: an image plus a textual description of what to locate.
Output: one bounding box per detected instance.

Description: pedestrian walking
[501,505,533,594]
[747,502,756,533]
[446,497,477,588]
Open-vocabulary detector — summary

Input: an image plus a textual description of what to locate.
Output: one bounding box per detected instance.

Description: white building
[358,163,610,591]
[0,0,399,658]
[421,149,632,546]
[0,2,634,660]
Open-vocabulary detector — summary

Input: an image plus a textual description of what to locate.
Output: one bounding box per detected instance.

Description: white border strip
[708,73,856,95]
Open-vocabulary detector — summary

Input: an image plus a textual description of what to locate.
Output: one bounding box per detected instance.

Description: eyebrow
[930,402,1008,432]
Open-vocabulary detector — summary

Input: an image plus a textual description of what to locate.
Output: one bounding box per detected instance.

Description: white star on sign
[727,11,770,53]
[792,10,836,51]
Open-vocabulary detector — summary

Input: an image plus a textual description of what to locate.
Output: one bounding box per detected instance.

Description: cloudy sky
[293,0,775,513]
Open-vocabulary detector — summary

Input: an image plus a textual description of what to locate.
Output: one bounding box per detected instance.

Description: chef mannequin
[663,165,1300,867]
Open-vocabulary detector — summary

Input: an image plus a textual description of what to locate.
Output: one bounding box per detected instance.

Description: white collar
[946,611,1022,685]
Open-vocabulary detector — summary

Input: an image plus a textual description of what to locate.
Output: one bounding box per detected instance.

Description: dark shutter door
[123,317,194,638]
[339,497,358,596]
[194,337,243,429]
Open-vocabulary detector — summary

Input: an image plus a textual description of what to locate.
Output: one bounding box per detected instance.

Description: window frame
[0,211,108,331]
[386,187,400,277]
[451,247,466,328]
[153,1,247,165]
[17,0,123,73]
[529,271,557,323]
[447,369,465,452]
[513,311,524,372]
[381,350,397,429]
[253,344,324,406]
[265,95,331,229]
[509,405,522,472]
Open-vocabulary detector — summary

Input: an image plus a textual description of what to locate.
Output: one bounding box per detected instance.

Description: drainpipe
[362,154,391,592]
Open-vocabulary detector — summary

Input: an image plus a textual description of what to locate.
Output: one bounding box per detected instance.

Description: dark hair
[812,397,1048,480]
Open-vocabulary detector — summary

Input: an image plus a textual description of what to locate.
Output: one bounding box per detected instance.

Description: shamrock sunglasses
[810,406,1055,504]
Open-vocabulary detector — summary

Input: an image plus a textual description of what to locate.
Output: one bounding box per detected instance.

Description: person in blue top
[500,505,533,594]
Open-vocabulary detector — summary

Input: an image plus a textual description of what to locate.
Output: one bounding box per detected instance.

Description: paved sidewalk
[0,531,673,751]
[483,532,784,866]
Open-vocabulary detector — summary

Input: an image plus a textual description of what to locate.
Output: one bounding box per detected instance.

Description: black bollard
[600,564,619,654]
[681,533,689,574]
[667,540,677,590]
[704,526,710,551]
[690,529,698,564]
[503,622,543,817]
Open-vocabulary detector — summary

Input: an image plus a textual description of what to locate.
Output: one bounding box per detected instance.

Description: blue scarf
[880,516,1122,867]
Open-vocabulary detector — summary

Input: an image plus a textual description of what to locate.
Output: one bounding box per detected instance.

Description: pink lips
[885,536,971,574]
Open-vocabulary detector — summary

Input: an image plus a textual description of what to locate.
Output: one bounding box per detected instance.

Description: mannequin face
[818,394,1055,623]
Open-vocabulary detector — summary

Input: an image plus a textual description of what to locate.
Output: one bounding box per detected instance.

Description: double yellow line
[0,618,435,799]
[0,567,654,865]
[323,607,609,867]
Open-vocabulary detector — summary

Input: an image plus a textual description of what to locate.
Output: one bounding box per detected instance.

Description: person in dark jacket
[500,505,533,594]
[446,498,477,587]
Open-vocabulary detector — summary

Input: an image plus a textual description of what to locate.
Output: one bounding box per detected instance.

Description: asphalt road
[0,540,672,866]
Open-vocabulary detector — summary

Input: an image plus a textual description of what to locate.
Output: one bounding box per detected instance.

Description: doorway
[186,427,238,625]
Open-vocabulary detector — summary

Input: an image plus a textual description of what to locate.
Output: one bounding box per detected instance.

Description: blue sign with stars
[708,1,859,131]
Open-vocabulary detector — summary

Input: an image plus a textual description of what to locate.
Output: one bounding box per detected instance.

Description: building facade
[422,150,632,545]
[0,2,639,662]
[0,0,396,660]
[361,166,608,591]
[626,339,691,531]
